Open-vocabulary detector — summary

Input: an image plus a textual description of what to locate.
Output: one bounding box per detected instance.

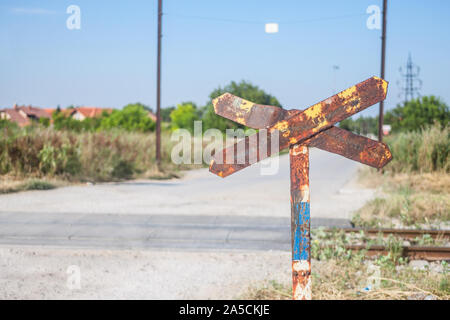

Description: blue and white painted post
[289,144,311,300]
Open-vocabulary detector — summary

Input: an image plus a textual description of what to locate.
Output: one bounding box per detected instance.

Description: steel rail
[328,228,450,240]
[332,244,450,261]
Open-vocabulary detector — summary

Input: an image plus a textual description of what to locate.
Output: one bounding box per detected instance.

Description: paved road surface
[0,149,373,251]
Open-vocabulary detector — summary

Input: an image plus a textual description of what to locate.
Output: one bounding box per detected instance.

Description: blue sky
[1,0,449,117]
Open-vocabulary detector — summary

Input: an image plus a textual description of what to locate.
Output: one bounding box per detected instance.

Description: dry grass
[0,126,211,193]
[243,229,449,300]
[358,169,450,194]
[0,176,67,194]
[243,259,449,300]
[0,128,201,192]
[383,124,449,173]
[354,169,450,228]
[245,126,450,300]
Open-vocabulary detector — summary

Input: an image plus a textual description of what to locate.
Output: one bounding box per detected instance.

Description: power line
[164,12,367,25]
[283,13,367,24]
[164,13,261,24]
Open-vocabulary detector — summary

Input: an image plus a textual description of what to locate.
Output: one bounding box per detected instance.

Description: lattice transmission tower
[398,53,422,104]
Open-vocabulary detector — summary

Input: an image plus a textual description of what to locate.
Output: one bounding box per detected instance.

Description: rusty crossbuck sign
[209,77,393,300]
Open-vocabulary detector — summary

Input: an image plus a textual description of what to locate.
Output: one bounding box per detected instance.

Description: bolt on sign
[209,77,392,300]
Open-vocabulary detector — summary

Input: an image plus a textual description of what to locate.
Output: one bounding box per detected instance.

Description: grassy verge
[0,127,201,193]
[243,229,449,300]
[0,127,186,180]
[0,177,60,194]
[382,124,448,173]
[244,261,449,300]
[244,125,450,300]
[352,124,449,228]
[352,170,450,228]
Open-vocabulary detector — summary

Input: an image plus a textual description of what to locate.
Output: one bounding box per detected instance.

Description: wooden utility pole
[378,0,388,142]
[156,0,162,168]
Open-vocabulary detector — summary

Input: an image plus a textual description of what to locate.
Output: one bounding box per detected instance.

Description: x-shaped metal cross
[208,76,392,300]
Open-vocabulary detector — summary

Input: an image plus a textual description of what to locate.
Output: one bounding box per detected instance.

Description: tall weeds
[0,127,176,181]
[385,124,449,173]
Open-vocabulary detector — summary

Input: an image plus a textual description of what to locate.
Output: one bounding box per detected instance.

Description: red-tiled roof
[75,107,113,118]
[48,108,77,117]
[1,109,31,127]
[2,105,114,125]
[44,108,56,115]
[15,105,51,119]
[46,107,111,118]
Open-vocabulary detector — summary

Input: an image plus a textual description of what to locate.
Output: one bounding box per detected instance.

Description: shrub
[52,111,85,132]
[0,119,19,130]
[170,103,200,133]
[100,104,155,132]
[38,143,81,176]
[39,117,50,128]
[25,180,55,191]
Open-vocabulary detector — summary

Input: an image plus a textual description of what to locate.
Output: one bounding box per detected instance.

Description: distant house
[382,124,392,136]
[71,107,113,121]
[1,104,115,126]
[0,104,51,127]
[45,108,76,118]
[147,111,157,122]
[0,108,31,127]
[15,104,51,121]
[45,107,113,121]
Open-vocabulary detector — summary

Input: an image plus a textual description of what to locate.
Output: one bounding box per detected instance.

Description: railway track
[339,227,450,240]
[342,244,450,261]
[322,228,450,261]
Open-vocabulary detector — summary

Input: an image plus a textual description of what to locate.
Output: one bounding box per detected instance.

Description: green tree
[126,102,153,113]
[39,117,50,128]
[100,104,155,132]
[52,111,83,132]
[81,116,104,131]
[339,116,379,136]
[161,106,175,122]
[384,96,449,132]
[202,80,282,132]
[170,103,200,133]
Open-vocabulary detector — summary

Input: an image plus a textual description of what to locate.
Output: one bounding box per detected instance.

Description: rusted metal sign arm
[210,77,389,178]
[212,95,392,170]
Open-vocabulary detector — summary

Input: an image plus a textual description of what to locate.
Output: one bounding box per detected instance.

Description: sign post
[209,76,392,300]
[290,144,311,300]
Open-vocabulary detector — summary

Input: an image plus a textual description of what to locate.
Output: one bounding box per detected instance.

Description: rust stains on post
[210,77,389,178]
[290,144,311,300]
